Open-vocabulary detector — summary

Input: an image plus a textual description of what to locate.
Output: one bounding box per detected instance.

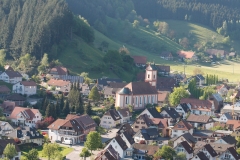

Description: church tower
[145,63,157,88]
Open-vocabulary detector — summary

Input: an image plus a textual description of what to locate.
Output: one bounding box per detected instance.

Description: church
[115,64,159,110]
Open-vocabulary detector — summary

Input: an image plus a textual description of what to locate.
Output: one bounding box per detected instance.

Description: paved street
[101,128,119,143]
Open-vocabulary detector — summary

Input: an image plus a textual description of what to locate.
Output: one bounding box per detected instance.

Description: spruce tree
[45,103,56,118]
[60,93,64,110]
[84,102,93,115]
[206,74,208,85]
[63,100,70,116]
[213,75,216,84]
[75,94,84,114]
[77,80,80,91]
[55,100,60,118]
[42,97,49,112]
[45,104,51,117]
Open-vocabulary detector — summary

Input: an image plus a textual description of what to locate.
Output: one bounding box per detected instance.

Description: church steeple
[145,63,157,88]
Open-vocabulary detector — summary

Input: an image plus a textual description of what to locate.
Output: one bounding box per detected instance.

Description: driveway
[101,128,119,143]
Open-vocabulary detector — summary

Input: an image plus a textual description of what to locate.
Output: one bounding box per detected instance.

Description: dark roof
[0,85,10,93]
[4,71,22,78]
[59,75,84,83]
[204,144,217,157]
[146,64,158,71]
[6,93,26,101]
[50,66,68,75]
[162,107,180,119]
[118,108,132,117]
[133,144,159,156]
[212,93,223,102]
[139,128,159,140]
[115,135,128,150]
[20,81,37,86]
[0,139,21,155]
[223,113,233,120]
[155,65,170,72]
[180,141,193,154]
[179,103,191,113]
[146,108,162,118]
[136,72,145,81]
[228,147,240,160]
[7,127,43,140]
[119,82,158,95]
[122,131,135,145]
[187,114,212,124]
[108,82,128,88]
[195,74,205,80]
[117,123,135,136]
[196,152,209,160]
[131,56,147,64]
[105,109,122,121]
[181,133,196,144]
[173,120,193,131]
[97,78,122,87]
[221,135,237,145]
[157,77,177,92]
[160,51,172,57]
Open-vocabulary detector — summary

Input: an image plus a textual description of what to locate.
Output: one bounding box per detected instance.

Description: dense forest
[0,0,93,59]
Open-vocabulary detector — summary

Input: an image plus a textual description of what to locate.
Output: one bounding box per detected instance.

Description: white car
[62,140,72,145]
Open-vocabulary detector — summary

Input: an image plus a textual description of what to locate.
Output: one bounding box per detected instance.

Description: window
[148,74,150,78]
[153,74,155,79]
[135,126,139,128]
[135,97,138,105]
[125,97,128,104]
[140,97,142,104]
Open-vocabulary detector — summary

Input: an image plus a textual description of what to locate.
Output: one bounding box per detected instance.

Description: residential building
[133,143,159,160]
[80,83,90,96]
[120,131,135,148]
[97,78,122,88]
[133,128,160,145]
[177,50,198,61]
[219,113,232,123]
[131,56,147,67]
[5,93,26,106]
[158,91,169,105]
[180,98,215,116]
[160,107,180,126]
[160,51,173,60]
[9,107,42,127]
[139,107,162,119]
[118,108,132,123]
[12,81,37,96]
[100,109,121,129]
[227,120,240,131]
[195,74,205,86]
[1,101,16,117]
[4,65,14,71]
[0,139,21,160]
[222,103,240,115]
[157,77,177,92]
[0,71,23,84]
[132,114,153,133]
[216,84,228,96]
[218,147,240,160]
[175,103,191,119]
[151,118,169,137]
[171,120,193,138]
[206,49,228,59]
[0,85,11,99]
[214,135,237,146]
[155,65,170,76]
[103,83,127,99]
[192,152,209,160]
[0,121,14,136]
[59,75,84,83]
[48,114,96,144]
[46,79,71,93]
[171,133,196,148]
[7,127,44,145]
[48,66,68,78]
[116,123,135,137]
[186,114,214,130]
[194,144,218,160]
[95,145,120,160]
[209,93,223,112]
[174,141,194,160]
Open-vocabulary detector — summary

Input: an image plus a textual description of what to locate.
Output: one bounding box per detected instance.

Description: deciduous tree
[24,148,39,160]
[42,143,59,160]
[84,131,102,153]
[169,87,189,106]
[154,145,176,160]
[3,144,17,160]
[79,147,91,160]
[89,86,100,102]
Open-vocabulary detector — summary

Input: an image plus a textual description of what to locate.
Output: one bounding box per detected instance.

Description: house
[139,107,162,119]
[4,65,14,71]
[160,107,180,126]
[7,127,44,145]
[175,103,191,119]
[133,144,159,160]
[118,108,132,123]
[120,131,135,148]
[195,74,205,86]
[116,123,135,136]
[12,81,37,96]
[170,120,193,138]
[214,135,237,146]
[192,152,209,160]
[174,141,194,160]
[0,85,11,99]
[222,103,240,115]
[150,118,169,137]
[158,91,169,105]
[48,66,68,78]
[186,114,214,130]
[160,51,173,60]
[227,120,240,131]
[103,83,127,99]
[180,98,215,116]
[171,132,196,148]
[0,139,21,160]
[219,113,232,123]
[1,101,16,117]
[5,94,26,106]
[0,121,14,136]
[177,50,198,61]
[218,147,240,160]
[100,109,121,129]
[206,49,228,59]
[216,84,228,96]
[95,145,120,160]
[133,128,160,145]
[104,135,131,159]
[9,107,42,127]
[131,56,147,67]
[209,93,223,112]
[155,65,170,76]
[97,78,122,88]
[80,83,90,96]
[0,71,23,84]
[157,77,177,92]
[132,114,153,133]
[48,114,96,144]
[194,144,218,160]
[59,75,84,83]
[46,79,71,93]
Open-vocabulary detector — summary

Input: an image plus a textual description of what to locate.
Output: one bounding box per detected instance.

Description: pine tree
[213,75,216,84]
[216,75,218,84]
[42,97,49,112]
[70,83,73,90]
[75,94,84,114]
[77,80,80,91]
[45,104,51,117]
[55,100,60,118]
[84,102,93,115]
[63,100,70,116]
[206,74,209,85]
[60,93,64,110]
[45,103,56,118]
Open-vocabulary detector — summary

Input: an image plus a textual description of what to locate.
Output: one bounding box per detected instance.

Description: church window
[125,97,128,104]
[148,74,150,78]
[153,74,155,79]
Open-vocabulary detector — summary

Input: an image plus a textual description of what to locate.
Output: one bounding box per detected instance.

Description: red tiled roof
[158,91,168,102]
[151,118,168,128]
[47,79,70,87]
[50,66,68,75]
[206,49,228,56]
[173,120,193,131]
[131,56,147,64]
[178,50,195,59]
[180,98,213,111]
[226,120,240,130]
[9,107,40,120]
[20,81,37,86]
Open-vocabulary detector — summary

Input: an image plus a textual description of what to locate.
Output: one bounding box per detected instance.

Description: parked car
[55,140,61,143]
[62,140,72,145]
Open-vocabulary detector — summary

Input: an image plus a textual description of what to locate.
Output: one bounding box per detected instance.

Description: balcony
[58,131,83,137]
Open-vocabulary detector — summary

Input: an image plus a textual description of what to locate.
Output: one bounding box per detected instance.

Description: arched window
[153,74,155,79]
[125,97,128,104]
[148,74,150,78]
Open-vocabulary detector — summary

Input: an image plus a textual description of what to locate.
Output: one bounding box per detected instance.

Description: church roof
[118,82,158,95]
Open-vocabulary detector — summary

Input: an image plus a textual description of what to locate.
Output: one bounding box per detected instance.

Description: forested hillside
[0,0,93,59]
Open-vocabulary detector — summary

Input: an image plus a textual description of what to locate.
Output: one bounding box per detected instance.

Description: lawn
[19,143,73,158]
